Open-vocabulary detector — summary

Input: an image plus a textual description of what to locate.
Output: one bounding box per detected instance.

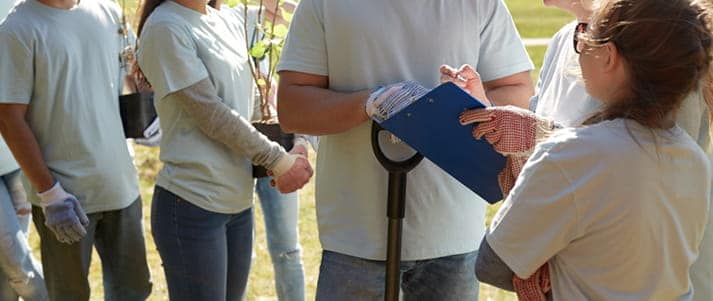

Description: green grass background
[25,1,574,300]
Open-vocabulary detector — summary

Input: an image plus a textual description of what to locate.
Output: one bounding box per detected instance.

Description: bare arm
[277,70,371,135]
[475,236,516,291]
[484,71,534,109]
[0,104,55,192]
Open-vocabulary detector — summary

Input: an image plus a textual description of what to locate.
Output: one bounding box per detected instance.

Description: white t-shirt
[0,0,20,176]
[487,119,711,300]
[278,0,533,260]
[531,21,602,126]
[138,1,257,214]
[678,89,713,301]
[0,138,18,176]
[0,0,139,213]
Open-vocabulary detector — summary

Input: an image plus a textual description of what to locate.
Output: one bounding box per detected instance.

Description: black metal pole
[385,172,407,301]
[370,121,423,301]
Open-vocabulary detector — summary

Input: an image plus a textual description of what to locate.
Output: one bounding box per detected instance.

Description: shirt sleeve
[137,22,209,101]
[276,0,327,76]
[530,22,573,112]
[0,29,32,104]
[486,142,582,279]
[476,0,533,82]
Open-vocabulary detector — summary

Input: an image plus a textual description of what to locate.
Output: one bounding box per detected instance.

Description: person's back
[516,119,711,300]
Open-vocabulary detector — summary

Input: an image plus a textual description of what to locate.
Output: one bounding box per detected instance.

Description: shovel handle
[370,121,423,173]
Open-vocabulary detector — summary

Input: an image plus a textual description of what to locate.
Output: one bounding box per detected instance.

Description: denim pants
[32,197,152,301]
[316,250,479,301]
[0,169,47,301]
[151,185,254,301]
[255,177,305,301]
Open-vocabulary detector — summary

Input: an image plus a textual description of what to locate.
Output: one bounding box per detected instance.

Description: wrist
[37,182,71,205]
[293,137,310,150]
[272,153,297,176]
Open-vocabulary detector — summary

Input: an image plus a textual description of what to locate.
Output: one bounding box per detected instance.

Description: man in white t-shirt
[276,0,534,299]
[0,0,151,300]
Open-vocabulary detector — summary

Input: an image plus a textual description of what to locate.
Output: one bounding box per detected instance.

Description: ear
[601,42,622,74]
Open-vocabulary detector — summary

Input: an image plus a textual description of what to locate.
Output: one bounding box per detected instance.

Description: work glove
[439,64,491,106]
[268,145,313,193]
[38,182,90,244]
[459,106,556,195]
[513,262,551,301]
[135,117,161,147]
[365,81,429,122]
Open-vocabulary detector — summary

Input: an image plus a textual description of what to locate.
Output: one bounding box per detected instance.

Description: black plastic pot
[119,92,157,138]
[252,122,294,178]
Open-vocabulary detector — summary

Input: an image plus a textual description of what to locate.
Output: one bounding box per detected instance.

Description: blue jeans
[255,177,304,301]
[316,250,479,301]
[33,196,151,301]
[0,170,47,301]
[151,185,254,301]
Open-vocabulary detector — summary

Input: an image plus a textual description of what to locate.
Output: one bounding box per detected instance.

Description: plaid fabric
[366,81,429,122]
[513,263,552,301]
[460,106,555,195]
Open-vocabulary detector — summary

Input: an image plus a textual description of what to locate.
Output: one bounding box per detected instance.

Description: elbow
[474,255,492,285]
[277,104,299,133]
[276,89,301,133]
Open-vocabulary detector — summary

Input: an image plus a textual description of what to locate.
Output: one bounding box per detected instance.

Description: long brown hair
[136,0,168,37]
[581,0,713,129]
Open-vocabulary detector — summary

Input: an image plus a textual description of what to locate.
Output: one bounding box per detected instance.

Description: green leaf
[257,78,266,87]
[249,40,268,59]
[273,24,288,38]
[280,7,293,23]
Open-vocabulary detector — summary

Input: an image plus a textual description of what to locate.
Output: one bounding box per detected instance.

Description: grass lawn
[24,1,570,300]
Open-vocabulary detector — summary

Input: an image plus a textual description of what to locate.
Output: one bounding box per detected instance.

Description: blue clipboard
[379,82,506,204]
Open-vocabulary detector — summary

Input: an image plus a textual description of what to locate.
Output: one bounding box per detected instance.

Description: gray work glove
[135,117,162,147]
[38,182,90,244]
[365,81,429,123]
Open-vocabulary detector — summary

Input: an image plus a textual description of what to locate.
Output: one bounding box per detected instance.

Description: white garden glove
[268,148,313,193]
[460,106,556,195]
[134,117,161,147]
[38,182,90,244]
[365,81,429,122]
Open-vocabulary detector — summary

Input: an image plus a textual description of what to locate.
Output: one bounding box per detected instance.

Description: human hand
[459,106,554,156]
[269,154,313,193]
[460,106,555,195]
[135,117,161,147]
[513,262,551,301]
[38,182,90,244]
[290,137,310,157]
[365,81,429,122]
[440,64,490,106]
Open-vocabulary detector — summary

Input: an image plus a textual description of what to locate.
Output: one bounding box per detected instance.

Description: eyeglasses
[573,22,588,54]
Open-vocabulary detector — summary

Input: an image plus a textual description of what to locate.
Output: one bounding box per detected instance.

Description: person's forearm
[0,105,55,192]
[475,237,516,291]
[487,83,534,109]
[278,83,371,135]
[171,78,288,170]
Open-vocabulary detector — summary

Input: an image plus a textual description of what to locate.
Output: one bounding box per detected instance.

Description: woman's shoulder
[534,120,637,161]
